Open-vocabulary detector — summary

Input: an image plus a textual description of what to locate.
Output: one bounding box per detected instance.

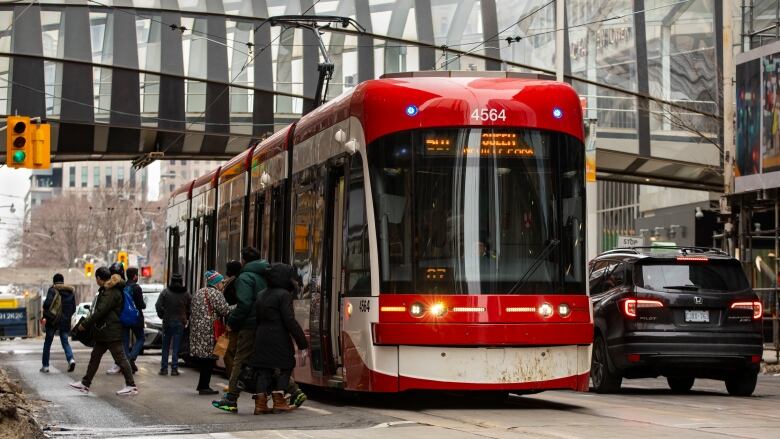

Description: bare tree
[5,189,165,270]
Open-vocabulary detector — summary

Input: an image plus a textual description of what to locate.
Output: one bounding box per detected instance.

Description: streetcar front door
[328,172,345,376]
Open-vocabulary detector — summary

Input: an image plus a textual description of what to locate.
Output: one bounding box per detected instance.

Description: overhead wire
[157,0,323,156]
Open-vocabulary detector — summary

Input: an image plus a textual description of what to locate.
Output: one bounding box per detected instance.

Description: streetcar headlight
[410,302,424,318]
[429,302,447,317]
[558,303,571,318]
[538,303,554,318]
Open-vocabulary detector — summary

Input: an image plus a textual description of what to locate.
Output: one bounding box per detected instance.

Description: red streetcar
[166,72,592,393]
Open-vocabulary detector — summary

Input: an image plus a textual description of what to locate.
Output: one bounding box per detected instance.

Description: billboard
[736,40,780,192]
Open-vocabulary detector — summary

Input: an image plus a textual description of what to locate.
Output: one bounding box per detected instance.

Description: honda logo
[694,296,703,305]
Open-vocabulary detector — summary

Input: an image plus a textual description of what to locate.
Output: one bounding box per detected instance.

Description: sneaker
[106,364,121,375]
[69,381,89,393]
[159,368,168,376]
[212,396,238,413]
[116,386,138,396]
[198,388,219,395]
[39,367,49,373]
[171,368,180,376]
[291,389,307,407]
[130,360,138,374]
[67,360,76,373]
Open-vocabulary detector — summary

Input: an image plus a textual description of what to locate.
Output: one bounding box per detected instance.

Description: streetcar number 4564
[471,108,506,122]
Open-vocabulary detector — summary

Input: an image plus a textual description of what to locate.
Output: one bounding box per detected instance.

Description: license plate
[685,310,709,323]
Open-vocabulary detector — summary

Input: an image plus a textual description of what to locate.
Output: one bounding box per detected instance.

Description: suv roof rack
[601,246,729,256]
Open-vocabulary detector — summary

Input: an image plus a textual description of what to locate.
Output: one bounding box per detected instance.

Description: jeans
[122,325,145,361]
[82,340,134,387]
[161,320,184,370]
[42,326,74,368]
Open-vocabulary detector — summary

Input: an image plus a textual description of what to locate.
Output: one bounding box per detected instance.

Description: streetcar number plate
[685,310,709,322]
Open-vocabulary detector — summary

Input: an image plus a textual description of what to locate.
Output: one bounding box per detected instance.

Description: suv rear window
[636,260,750,292]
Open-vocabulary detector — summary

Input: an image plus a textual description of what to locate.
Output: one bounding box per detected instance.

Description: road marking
[370,420,418,428]
[298,405,332,415]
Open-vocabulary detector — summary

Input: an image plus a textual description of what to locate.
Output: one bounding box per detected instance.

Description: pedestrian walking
[249,263,308,414]
[190,270,231,395]
[40,273,77,373]
[212,247,269,413]
[221,259,242,378]
[106,267,145,375]
[69,267,137,396]
[155,273,191,376]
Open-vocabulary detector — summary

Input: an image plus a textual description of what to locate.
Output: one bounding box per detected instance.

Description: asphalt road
[2,338,779,439]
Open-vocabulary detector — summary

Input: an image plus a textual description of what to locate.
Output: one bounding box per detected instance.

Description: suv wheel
[590,335,622,393]
[667,376,694,393]
[725,370,758,396]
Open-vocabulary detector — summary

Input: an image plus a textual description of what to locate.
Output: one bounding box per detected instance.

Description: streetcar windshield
[368,128,585,294]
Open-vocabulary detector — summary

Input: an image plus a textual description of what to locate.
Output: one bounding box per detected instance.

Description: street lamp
[0,203,15,214]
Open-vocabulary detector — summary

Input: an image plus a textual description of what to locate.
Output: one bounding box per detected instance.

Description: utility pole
[555,0,565,82]
[723,0,735,195]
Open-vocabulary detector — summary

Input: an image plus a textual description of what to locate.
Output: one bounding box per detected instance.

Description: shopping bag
[71,317,95,348]
[213,333,229,357]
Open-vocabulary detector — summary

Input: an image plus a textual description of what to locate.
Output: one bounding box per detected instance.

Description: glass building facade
[0,0,733,175]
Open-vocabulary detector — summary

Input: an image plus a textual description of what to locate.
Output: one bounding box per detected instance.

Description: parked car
[70,302,91,330]
[139,284,165,352]
[589,247,763,396]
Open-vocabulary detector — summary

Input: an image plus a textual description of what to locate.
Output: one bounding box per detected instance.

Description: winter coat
[189,286,231,359]
[250,264,308,370]
[227,259,270,331]
[81,274,126,343]
[155,281,191,325]
[126,280,145,328]
[222,276,238,306]
[43,284,76,332]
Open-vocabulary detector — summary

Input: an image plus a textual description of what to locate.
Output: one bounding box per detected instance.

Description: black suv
[589,247,763,396]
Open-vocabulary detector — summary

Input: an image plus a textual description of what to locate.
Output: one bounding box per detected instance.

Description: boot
[271,391,295,412]
[253,394,272,415]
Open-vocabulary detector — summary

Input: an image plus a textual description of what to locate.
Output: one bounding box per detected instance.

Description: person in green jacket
[69,266,137,396]
[212,247,269,413]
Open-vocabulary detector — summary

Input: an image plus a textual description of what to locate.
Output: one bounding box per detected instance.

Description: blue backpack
[119,285,140,327]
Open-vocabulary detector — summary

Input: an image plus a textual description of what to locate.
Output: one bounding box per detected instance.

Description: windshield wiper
[663,285,699,291]
[507,239,560,294]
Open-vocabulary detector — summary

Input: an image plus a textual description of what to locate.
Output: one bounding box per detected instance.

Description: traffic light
[6,116,32,168]
[31,121,50,169]
[117,251,129,267]
[84,263,94,278]
[140,266,152,278]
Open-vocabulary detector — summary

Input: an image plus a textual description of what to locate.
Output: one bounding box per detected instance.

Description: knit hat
[53,273,64,284]
[205,270,224,287]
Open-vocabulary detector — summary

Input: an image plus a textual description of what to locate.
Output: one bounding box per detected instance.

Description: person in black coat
[249,263,308,414]
[41,273,77,373]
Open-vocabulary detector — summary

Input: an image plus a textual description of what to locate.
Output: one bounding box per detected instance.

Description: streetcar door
[327,170,346,374]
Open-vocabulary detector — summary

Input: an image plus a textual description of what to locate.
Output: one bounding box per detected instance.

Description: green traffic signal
[12,150,25,163]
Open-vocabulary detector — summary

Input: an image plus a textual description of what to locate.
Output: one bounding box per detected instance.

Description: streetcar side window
[345,154,371,296]
[292,170,316,300]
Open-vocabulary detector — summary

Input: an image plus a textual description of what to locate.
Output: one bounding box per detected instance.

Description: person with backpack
[212,247,269,413]
[69,266,137,396]
[106,264,144,375]
[155,273,191,376]
[40,273,77,373]
[190,270,231,395]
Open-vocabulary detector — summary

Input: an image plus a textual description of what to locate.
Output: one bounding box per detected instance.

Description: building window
[169,160,175,164]
[130,168,136,189]
[169,184,174,193]
[93,167,100,188]
[69,167,76,187]
[81,166,88,187]
[180,160,186,165]
[105,166,112,187]
[117,167,124,187]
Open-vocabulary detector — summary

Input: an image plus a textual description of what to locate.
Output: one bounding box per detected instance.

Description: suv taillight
[730,301,762,320]
[620,298,663,318]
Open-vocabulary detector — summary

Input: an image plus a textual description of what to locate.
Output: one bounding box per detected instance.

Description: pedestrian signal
[117,251,129,267]
[84,263,94,278]
[6,116,32,168]
[140,266,152,278]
